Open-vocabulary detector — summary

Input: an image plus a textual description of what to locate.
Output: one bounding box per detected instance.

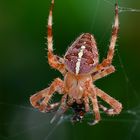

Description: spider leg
[88,88,101,125]
[30,78,64,112]
[57,96,75,114]
[102,3,119,66]
[98,104,115,115]
[50,95,75,123]
[56,94,75,114]
[96,87,122,115]
[50,94,67,123]
[83,95,90,112]
[47,0,66,75]
[98,103,119,115]
[92,4,119,73]
[45,102,60,112]
[30,88,49,109]
[92,65,115,81]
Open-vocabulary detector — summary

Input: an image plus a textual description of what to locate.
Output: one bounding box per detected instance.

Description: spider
[30,0,122,125]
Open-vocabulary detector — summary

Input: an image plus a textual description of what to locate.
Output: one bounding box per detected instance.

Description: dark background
[0,0,140,140]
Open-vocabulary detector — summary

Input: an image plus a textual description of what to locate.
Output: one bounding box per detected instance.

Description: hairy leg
[92,65,115,81]
[88,88,101,125]
[83,96,90,112]
[96,87,122,115]
[50,95,75,123]
[92,4,119,73]
[45,102,60,112]
[30,78,64,112]
[50,94,67,123]
[98,104,116,115]
[56,94,75,114]
[101,3,119,67]
[47,0,66,75]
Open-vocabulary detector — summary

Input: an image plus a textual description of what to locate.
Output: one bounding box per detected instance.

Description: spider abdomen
[64,33,99,74]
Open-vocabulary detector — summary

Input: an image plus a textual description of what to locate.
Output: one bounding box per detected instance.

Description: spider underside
[30,0,122,125]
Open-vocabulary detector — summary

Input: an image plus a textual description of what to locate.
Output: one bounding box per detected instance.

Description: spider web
[0,0,140,140]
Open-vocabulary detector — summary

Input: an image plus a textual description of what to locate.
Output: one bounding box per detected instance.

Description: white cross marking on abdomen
[75,45,86,74]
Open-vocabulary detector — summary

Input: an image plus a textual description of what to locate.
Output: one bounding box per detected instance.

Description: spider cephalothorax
[30,0,122,125]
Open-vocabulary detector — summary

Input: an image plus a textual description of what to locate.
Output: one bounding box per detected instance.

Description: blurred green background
[0,0,140,140]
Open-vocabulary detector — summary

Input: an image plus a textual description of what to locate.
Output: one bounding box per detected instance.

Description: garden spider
[30,0,122,125]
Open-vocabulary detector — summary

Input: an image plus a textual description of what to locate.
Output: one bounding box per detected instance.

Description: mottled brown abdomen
[64,33,99,74]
